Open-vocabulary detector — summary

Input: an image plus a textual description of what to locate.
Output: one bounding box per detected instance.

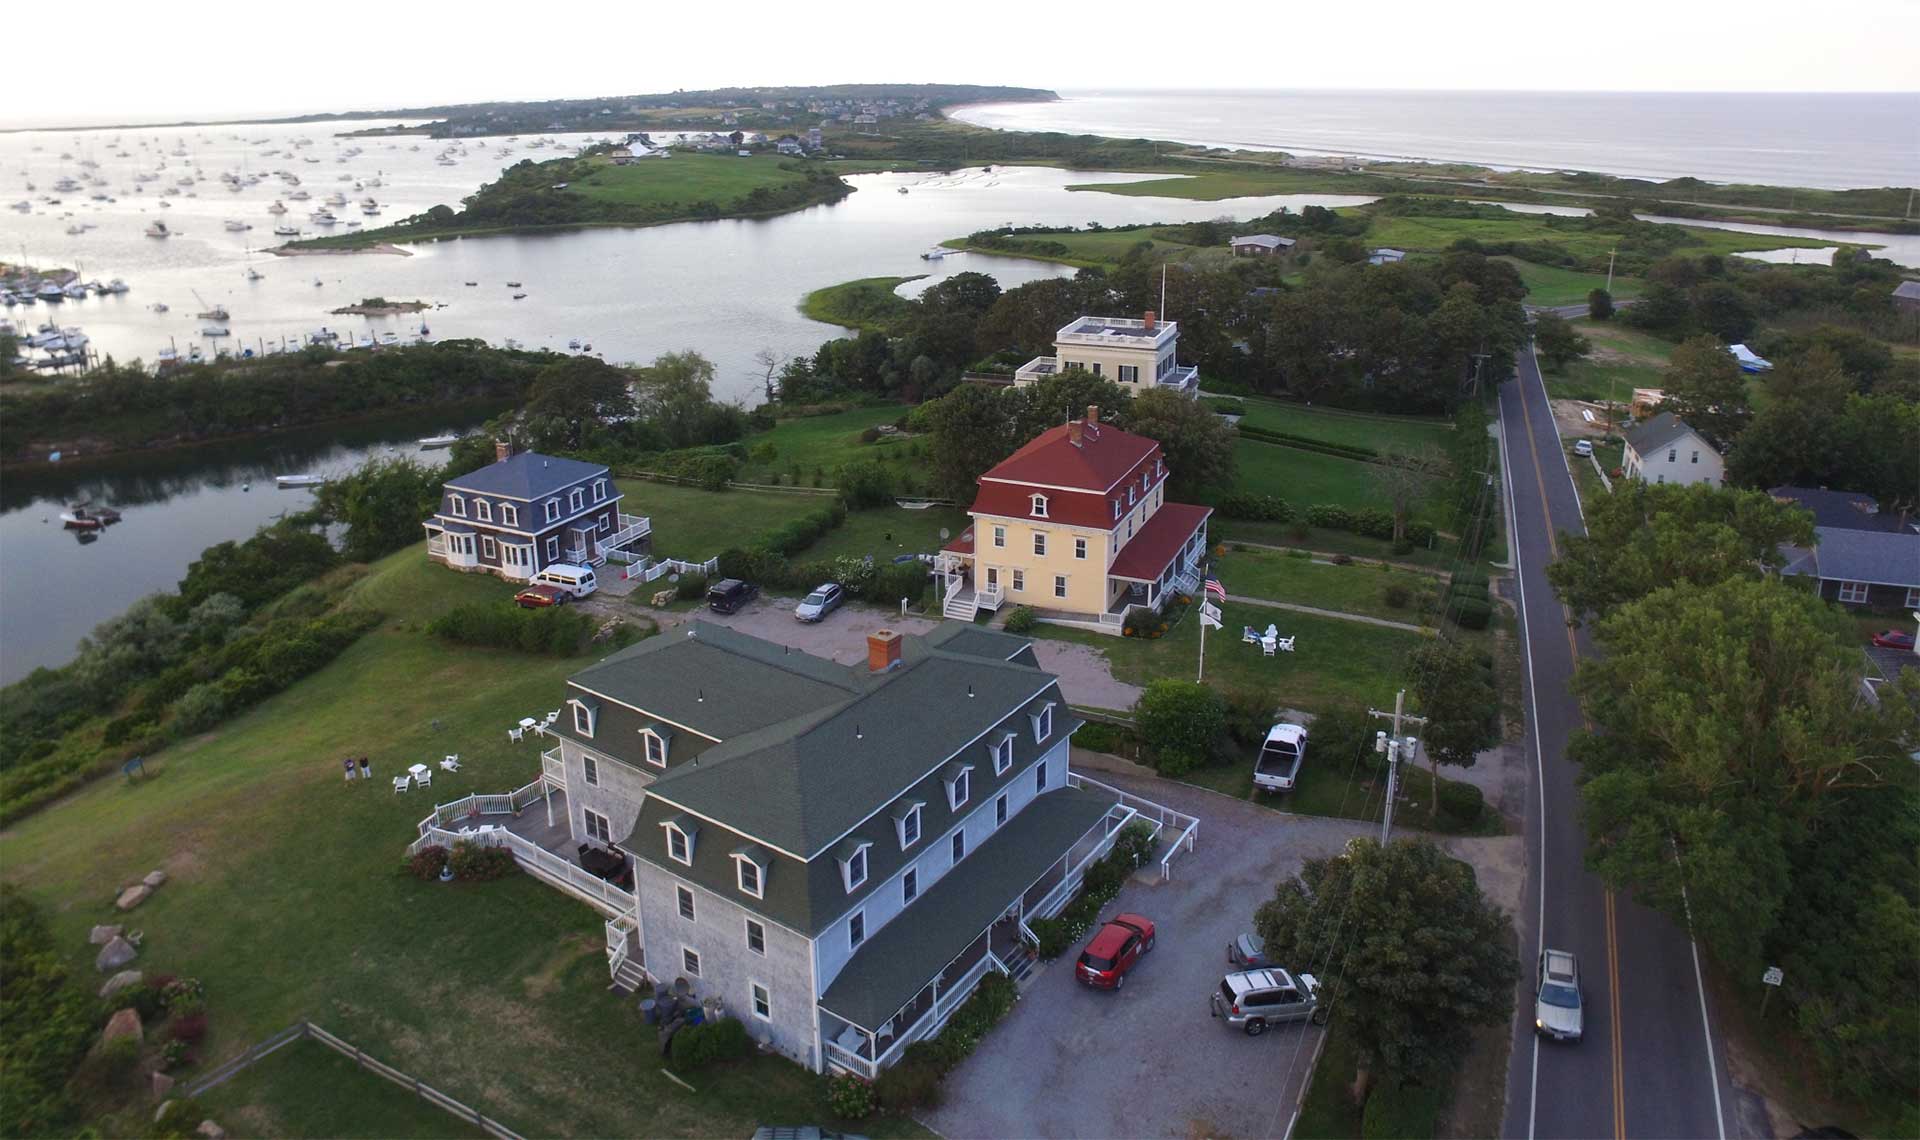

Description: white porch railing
[541,747,566,791]
[404,778,634,917]
[426,536,449,557]
[1068,772,1200,883]
[1031,804,1142,918]
[605,513,651,551]
[977,583,1005,612]
[825,951,1008,1080]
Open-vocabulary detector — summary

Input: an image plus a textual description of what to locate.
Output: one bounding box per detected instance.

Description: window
[1011,569,1025,593]
[545,536,560,562]
[573,703,594,737]
[642,730,667,768]
[593,479,607,503]
[1075,537,1087,560]
[902,866,918,904]
[1054,575,1068,600]
[480,535,497,560]
[736,858,762,898]
[544,498,560,523]
[1906,587,1920,610]
[992,525,1006,548]
[501,503,518,527]
[992,734,1014,774]
[1035,761,1049,793]
[1690,450,1700,464]
[582,756,599,786]
[598,514,611,536]
[1033,532,1048,557]
[745,918,766,955]
[1112,499,1122,521]
[951,831,966,863]
[677,885,696,921]
[1667,448,1677,462]
[1033,703,1054,742]
[449,494,467,517]
[682,948,701,977]
[995,794,1008,827]
[583,809,612,844]
[848,910,866,949]
[1090,362,1102,377]
[665,823,692,866]
[569,488,585,513]
[1128,485,1137,507]
[897,803,922,848]
[947,768,970,810]
[843,846,869,891]
[1118,364,1138,384]
[1836,580,1870,604]
[475,498,493,523]
[751,982,771,1021]
[1030,494,1049,518]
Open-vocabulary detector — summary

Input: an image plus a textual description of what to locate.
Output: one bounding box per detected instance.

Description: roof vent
[855,723,864,740]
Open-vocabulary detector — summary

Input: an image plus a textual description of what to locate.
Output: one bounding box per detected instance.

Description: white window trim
[733,854,765,899]
[946,767,972,811]
[995,793,1008,827]
[593,479,608,503]
[1032,702,1055,743]
[848,909,866,950]
[1033,532,1047,557]
[480,534,497,560]
[571,701,594,738]
[1836,580,1870,604]
[902,864,919,904]
[664,822,693,866]
[545,536,560,562]
[1012,569,1025,593]
[475,498,493,523]
[1075,537,1087,560]
[896,803,922,849]
[545,498,561,523]
[582,755,599,787]
[569,488,585,513]
[676,884,696,922]
[992,525,1006,548]
[583,808,612,844]
[750,981,772,1021]
[641,729,668,768]
[1054,574,1068,599]
[449,494,467,517]
[951,830,966,863]
[500,503,518,527]
[1030,493,1049,518]
[1035,761,1049,793]
[1906,587,1920,610]
[841,843,871,892]
[992,733,1014,775]
[682,947,701,978]
[744,917,766,956]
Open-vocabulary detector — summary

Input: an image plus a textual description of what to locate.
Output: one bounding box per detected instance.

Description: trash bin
[639,998,657,1024]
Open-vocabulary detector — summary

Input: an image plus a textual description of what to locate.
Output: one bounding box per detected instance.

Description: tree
[632,350,719,450]
[1545,482,1813,622]
[1405,639,1499,818]
[1010,370,1130,444]
[176,523,339,611]
[1532,312,1591,373]
[1726,348,1920,511]
[1124,388,1237,498]
[925,384,1015,503]
[753,348,787,404]
[1253,839,1518,1093]
[311,457,443,563]
[1132,679,1226,776]
[522,355,636,452]
[1659,334,1751,448]
[1368,446,1444,545]
[1587,288,1614,321]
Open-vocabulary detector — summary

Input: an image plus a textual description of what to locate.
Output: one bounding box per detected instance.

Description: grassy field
[806,505,972,564]
[1501,258,1643,307]
[1061,169,1387,200]
[1222,439,1448,524]
[1215,547,1439,624]
[1542,319,1679,402]
[0,551,924,1138]
[738,405,916,480]
[1218,521,1463,572]
[196,1038,489,1139]
[798,276,921,332]
[569,153,811,209]
[1232,397,1455,454]
[1360,212,1830,263]
[945,226,1210,269]
[1034,597,1428,711]
[620,480,821,560]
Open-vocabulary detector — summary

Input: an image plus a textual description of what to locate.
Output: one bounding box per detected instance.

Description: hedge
[426,601,601,656]
[1449,598,1492,629]
[1436,781,1484,827]
[1361,1080,1447,1139]
[1218,493,1296,523]
[1237,424,1381,461]
[716,547,929,607]
[669,1015,752,1071]
[1029,822,1156,958]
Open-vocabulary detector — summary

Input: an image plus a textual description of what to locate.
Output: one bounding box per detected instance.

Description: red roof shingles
[1107,503,1213,581]
[970,483,1117,530]
[942,525,975,554]
[983,421,1160,494]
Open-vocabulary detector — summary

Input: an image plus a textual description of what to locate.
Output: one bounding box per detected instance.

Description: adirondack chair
[508,727,525,744]
[413,768,432,789]
[441,755,461,771]
[392,776,410,793]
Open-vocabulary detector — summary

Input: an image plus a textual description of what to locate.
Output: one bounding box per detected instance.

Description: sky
[5,0,1917,129]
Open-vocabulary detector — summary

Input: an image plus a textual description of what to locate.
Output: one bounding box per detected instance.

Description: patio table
[518,717,538,730]
[408,763,430,778]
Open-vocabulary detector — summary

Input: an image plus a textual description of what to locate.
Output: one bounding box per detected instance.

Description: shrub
[1350,507,1395,540]
[1382,582,1413,609]
[172,683,229,736]
[1223,687,1278,746]
[99,1034,140,1075]
[426,601,597,656]
[161,977,205,1016]
[1071,720,1126,754]
[865,559,928,606]
[1361,1079,1446,1139]
[1405,522,1438,546]
[447,840,516,881]
[1305,504,1352,530]
[1133,680,1227,776]
[168,1013,208,1043]
[1003,605,1037,634]
[858,426,882,444]
[875,1056,945,1110]
[827,1072,876,1120]
[408,845,450,881]
[1451,598,1492,630]
[1437,780,1485,826]
[837,459,896,508]
[109,982,166,1023]
[1332,553,1354,566]
[674,572,708,602]
[670,1015,751,1071]
[1218,492,1294,522]
[159,1038,192,1072]
[1028,916,1072,959]
[1107,820,1156,872]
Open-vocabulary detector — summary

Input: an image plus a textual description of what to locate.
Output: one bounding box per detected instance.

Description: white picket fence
[636,556,721,583]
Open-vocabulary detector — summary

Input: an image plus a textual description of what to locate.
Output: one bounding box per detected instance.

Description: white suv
[1208,968,1326,1035]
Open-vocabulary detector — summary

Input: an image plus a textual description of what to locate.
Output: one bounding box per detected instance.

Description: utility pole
[1370,690,1429,843]
[1605,247,1617,295]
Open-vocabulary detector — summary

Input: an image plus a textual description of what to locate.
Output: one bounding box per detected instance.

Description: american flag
[1204,576,1226,599]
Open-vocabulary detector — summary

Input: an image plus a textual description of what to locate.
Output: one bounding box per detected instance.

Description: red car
[1869,629,1915,651]
[514,584,570,609]
[1076,913,1156,990]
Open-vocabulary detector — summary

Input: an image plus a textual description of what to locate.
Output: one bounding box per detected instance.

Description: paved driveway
[925,771,1370,1140]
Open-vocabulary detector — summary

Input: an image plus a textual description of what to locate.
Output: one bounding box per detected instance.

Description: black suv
[707,578,759,614]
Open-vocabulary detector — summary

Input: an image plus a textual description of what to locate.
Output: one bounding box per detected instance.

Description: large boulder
[196,1120,228,1139]
[89,923,124,945]
[143,870,169,889]
[115,884,152,911]
[96,935,139,972]
[99,970,145,999]
[102,1007,143,1047]
[150,1070,176,1100]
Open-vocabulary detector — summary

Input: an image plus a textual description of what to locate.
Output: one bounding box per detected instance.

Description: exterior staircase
[943,586,979,621]
[1002,943,1041,987]
[610,956,648,994]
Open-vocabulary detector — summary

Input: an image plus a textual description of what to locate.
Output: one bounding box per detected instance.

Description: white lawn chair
[414,768,432,789]
[543,709,560,725]
[392,775,410,794]
[1241,625,1260,645]
[508,727,524,744]
[1275,636,1296,653]
[532,722,547,737]
[1264,623,1279,641]
[441,755,461,772]
[1261,636,1278,657]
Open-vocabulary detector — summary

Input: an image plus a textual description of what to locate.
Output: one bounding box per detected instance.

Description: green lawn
[1544,319,1679,402]
[1501,258,1643,307]
[1214,547,1439,623]
[1061,168,1379,200]
[1232,397,1455,454]
[621,481,821,560]
[1033,597,1428,711]
[806,505,971,564]
[196,1038,488,1139]
[0,551,926,1138]
[1362,212,1830,263]
[568,153,810,209]
[799,276,921,333]
[1217,521,1462,571]
[947,226,1209,269]
[1223,439,1446,524]
[736,406,918,482]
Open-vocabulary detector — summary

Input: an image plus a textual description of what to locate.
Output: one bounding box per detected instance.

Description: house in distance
[423,441,651,580]
[1012,311,1200,397]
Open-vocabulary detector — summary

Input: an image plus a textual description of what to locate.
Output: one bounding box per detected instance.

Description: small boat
[313,278,324,288]
[275,474,325,488]
[60,502,121,529]
[201,326,231,337]
[38,282,65,303]
[65,223,85,235]
[464,281,477,286]
[418,434,460,448]
[511,293,526,300]
[505,281,521,287]
[197,304,230,321]
[273,224,300,236]
[567,338,580,350]
[102,279,129,294]
[245,268,264,281]
[151,302,169,313]
[268,200,287,214]
[145,221,171,238]
[187,346,204,364]
[898,186,909,194]
[64,282,89,299]
[223,220,251,232]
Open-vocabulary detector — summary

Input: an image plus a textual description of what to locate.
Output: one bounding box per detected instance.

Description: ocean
[951,89,1920,191]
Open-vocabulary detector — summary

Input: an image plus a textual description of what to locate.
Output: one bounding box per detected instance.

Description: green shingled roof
[819,785,1117,1031]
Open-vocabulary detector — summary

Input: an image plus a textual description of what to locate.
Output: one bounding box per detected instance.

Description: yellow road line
[1515,357,1628,1140]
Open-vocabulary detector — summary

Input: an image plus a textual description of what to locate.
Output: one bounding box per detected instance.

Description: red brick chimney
[867,629,903,673]
[1067,420,1084,447]
[494,438,512,463]
[1143,310,1156,331]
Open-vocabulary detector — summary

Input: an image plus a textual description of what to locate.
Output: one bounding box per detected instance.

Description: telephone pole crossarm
[1369,690,1431,843]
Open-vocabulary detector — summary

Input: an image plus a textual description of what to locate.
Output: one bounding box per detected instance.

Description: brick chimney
[867,629,903,673]
[494,438,512,463]
[1143,310,1156,331]
[1067,420,1084,447]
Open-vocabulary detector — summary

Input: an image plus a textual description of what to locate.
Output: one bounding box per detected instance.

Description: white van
[531,563,598,598]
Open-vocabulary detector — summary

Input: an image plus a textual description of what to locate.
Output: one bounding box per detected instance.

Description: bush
[161,978,205,1016]
[426,601,597,656]
[1218,492,1295,522]
[858,426,882,444]
[447,840,516,881]
[168,1013,208,1043]
[1451,598,1492,630]
[1028,916,1072,959]
[1003,605,1036,634]
[827,1072,876,1120]
[875,1056,945,1110]
[1071,720,1126,754]
[1108,820,1156,872]
[1405,522,1438,546]
[109,982,166,1023]
[408,845,449,881]
[159,1037,192,1072]
[1223,687,1277,746]
[1447,577,1490,602]
[865,559,928,607]
[837,459,896,508]
[1305,504,1352,530]
[1436,780,1485,827]
[172,683,229,736]
[1382,582,1413,609]
[674,572,708,602]
[1350,507,1395,540]
[1133,680,1226,776]
[670,1015,751,1071]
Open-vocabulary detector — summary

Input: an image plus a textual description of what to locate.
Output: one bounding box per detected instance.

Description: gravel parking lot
[925,771,1372,1140]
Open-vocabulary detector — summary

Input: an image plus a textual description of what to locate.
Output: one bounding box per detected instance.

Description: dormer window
[1112,499,1122,521]
[1030,494,1049,518]
[544,498,560,523]
[592,479,607,503]
[475,498,493,523]
[571,700,595,738]
[569,487,585,514]
[1128,485,1137,507]
[500,503,518,527]
[732,846,768,899]
[640,724,671,768]
[662,817,698,866]
[892,800,924,849]
[449,494,467,517]
[990,733,1014,775]
[943,761,973,811]
[838,841,871,892]
[1031,701,1055,744]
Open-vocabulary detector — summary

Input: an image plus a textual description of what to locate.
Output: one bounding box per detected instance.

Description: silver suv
[1208,968,1326,1035]
[1534,948,1584,1041]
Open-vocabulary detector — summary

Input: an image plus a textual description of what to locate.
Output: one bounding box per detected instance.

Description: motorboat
[223,220,251,232]
[151,301,169,313]
[101,279,129,294]
[354,333,374,348]
[511,293,527,300]
[38,282,65,302]
[64,282,89,299]
[418,433,460,448]
[60,502,122,529]
[288,189,310,200]
[187,345,204,364]
[310,208,338,225]
[245,268,264,281]
[156,343,179,365]
[275,474,325,488]
[268,200,287,214]
[567,338,580,350]
[145,221,171,237]
[196,302,230,321]
[378,331,399,346]
[201,326,231,337]
[66,223,86,235]
[325,191,346,206]
[273,224,300,236]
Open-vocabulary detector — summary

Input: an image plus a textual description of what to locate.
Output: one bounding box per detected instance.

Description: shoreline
[271,243,413,258]
[329,300,431,316]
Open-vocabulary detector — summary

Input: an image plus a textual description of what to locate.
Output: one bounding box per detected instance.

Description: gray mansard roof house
[422,442,650,582]
[540,621,1164,1076]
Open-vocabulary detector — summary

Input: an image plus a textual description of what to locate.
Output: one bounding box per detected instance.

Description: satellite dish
[939,528,950,541]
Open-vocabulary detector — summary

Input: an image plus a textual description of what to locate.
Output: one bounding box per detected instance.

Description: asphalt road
[1497,346,1737,1140]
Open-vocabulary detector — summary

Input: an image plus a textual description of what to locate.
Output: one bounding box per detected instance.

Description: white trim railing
[1068,772,1200,882]
[541,748,566,790]
[605,513,651,550]
[1032,804,1140,918]
[638,555,720,583]
[978,583,1005,612]
[838,950,1008,1080]
[416,822,634,917]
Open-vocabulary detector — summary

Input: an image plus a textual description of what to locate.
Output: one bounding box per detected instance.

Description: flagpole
[1197,603,1206,683]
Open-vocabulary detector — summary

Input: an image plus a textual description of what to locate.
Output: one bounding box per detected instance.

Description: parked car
[1534,948,1584,1042]
[514,584,570,609]
[794,582,845,623]
[1227,932,1272,969]
[1075,913,1156,991]
[1253,723,1308,793]
[1573,439,1594,457]
[1869,629,1915,651]
[1209,968,1325,1035]
[707,578,759,615]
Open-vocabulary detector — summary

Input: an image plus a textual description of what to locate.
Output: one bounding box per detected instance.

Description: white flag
[1199,611,1223,631]
[1201,601,1223,623]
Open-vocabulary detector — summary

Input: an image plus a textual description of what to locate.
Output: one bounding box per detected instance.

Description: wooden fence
[184,1020,524,1140]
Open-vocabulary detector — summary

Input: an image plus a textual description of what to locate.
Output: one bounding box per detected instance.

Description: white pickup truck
[1252,723,1308,792]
